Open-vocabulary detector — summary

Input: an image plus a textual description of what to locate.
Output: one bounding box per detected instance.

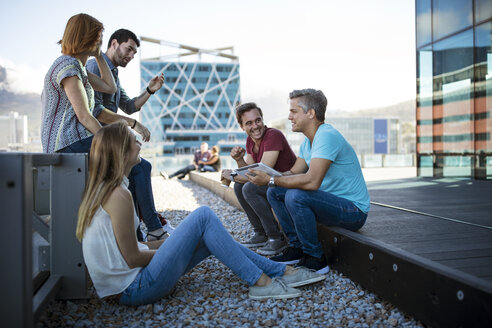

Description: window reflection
[416,0,432,47]
[474,21,492,178]
[417,47,433,155]
[433,0,472,41]
[416,0,491,179]
[475,0,492,24]
[433,29,474,154]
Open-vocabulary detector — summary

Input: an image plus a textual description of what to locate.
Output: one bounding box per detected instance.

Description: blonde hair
[211,146,219,154]
[59,13,104,56]
[76,122,133,241]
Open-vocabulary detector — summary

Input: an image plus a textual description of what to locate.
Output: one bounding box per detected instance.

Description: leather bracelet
[131,119,137,129]
[146,86,155,95]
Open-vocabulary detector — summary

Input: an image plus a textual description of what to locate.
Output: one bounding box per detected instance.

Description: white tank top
[82,176,149,298]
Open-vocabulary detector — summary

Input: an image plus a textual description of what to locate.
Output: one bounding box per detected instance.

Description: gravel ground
[37,177,424,327]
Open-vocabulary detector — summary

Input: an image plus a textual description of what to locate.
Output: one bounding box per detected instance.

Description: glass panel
[416,0,432,47]
[384,154,414,167]
[475,0,492,23]
[474,21,492,178]
[433,0,472,40]
[487,156,492,178]
[418,155,434,176]
[442,156,472,176]
[433,30,474,158]
[417,46,433,155]
[363,154,383,168]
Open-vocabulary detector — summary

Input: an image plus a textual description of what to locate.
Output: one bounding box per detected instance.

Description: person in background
[199,145,221,172]
[41,13,116,154]
[77,122,327,305]
[221,103,296,256]
[86,28,172,241]
[160,142,211,179]
[246,89,370,274]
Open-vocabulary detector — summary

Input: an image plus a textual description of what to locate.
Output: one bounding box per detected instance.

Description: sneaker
[297,254,330,274]
[282,267,327,288]
[241,233,268,248]
[159,171,169,179]
[248,277,301,300]
[256,238,288,255]
[163,222,175,234]
[158,214,175,234]
[146,228,169,241]
[270,247,304,265]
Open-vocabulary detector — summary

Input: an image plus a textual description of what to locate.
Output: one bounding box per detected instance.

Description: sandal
[146,230,169,241]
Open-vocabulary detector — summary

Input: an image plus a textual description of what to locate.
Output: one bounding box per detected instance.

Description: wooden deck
[320,177,492,328]
[189,172,492,327]
[365,178,492,282]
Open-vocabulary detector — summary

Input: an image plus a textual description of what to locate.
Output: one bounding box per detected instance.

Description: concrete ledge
[189,172,243,210]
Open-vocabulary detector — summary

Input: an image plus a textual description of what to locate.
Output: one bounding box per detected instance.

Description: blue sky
[0,0,415,120]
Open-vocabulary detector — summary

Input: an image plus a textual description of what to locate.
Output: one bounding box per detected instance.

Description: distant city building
[139,38,245,155]
[0,111,28,150]
[270,117,399,155]
[416,0,492,179]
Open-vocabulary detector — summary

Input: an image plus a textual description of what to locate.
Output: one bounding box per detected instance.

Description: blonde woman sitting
[77,122,326,305]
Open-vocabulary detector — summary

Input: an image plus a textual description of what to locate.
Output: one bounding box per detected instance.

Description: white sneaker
[163,222,175,234]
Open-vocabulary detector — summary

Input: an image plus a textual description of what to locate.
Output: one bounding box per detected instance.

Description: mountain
[0,64,42,138]
[326,99,416,123]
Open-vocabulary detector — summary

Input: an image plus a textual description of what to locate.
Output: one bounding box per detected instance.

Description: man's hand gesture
[147,73,165,94]
[230,146,246,161]
[134,121,151,142]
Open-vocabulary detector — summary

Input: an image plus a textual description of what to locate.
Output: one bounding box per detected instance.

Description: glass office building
[139,38,245,156]
[270,117,399,155]
[416,0,492,178]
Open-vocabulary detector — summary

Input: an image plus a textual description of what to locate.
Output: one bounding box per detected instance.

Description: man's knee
[284,189,309,206]
[132,158,152,175]
[139,158,152,170]
[233,181,244,197]
[242,182,260,199]
[267,186,283,202]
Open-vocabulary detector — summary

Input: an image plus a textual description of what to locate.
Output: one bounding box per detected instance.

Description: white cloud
[0,57,47,95]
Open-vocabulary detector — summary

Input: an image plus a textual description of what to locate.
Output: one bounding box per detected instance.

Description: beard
[115,47,129,67]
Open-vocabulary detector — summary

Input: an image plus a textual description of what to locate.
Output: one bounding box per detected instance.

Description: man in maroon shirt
[222,102,297,255]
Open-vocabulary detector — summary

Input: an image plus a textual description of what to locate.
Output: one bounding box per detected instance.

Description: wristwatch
[268,176,276,188]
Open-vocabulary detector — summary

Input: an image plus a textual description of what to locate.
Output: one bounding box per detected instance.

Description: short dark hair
[107,29,140,49]
[235,102,263,125]
[289,89,327,122]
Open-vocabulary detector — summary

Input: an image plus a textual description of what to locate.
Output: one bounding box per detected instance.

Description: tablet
[234,162,282,177]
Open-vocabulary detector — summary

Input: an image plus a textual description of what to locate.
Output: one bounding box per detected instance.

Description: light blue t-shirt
[299,124,370,213]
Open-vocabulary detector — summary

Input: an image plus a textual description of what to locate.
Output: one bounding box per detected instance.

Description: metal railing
[0,153,88,327]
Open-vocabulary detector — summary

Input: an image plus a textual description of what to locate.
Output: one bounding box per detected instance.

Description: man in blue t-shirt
[246,89,370,273]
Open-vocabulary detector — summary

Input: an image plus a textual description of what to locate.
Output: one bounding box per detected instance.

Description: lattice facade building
[139,38,245,155]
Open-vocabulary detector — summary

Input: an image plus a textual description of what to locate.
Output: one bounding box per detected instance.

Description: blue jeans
[119,206,286,306]
[128,158,162,232]
[57,136,93,153]
[59,138,162,235]
[267,187,367,259]
[199,165,217,172]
